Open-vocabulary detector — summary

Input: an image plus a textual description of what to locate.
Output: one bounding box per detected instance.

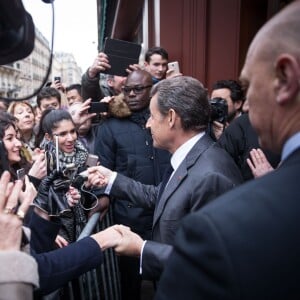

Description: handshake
[92,224,144,257]
[77,166,114,188]
[81,166,145,256]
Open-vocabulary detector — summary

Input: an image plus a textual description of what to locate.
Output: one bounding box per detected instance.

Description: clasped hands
[92,224,144,257]
[84,165,113,188]
[83,166,144,256]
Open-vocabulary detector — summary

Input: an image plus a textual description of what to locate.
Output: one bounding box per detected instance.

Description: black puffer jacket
[94,107,170,239]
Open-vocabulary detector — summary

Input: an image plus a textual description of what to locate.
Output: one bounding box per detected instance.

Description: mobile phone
[168,61,180,73]
[85,154,99,167]
[88,102,109,114]
[16,168,26,181]
[54,76,61,83]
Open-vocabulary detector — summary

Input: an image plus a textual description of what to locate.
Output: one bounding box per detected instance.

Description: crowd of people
[1,1,300,299]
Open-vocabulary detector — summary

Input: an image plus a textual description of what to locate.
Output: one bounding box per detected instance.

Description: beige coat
[0,251,39,300]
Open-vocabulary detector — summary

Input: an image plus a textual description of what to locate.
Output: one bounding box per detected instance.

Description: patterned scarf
[45,140,88,177]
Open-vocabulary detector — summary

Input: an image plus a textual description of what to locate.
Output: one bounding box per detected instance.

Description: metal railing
[43,210,121,300]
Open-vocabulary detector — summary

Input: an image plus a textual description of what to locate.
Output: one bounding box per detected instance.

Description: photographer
[207,97,228,141]
[210,79,245,140]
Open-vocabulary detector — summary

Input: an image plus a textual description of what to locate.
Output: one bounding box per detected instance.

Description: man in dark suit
[154,1,300,299]
[94,69,170,300]
[87,76,242,280]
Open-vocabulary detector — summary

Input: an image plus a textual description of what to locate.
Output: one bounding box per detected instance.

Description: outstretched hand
[0,171,33,251]
[113,225,144,257]
[86,166,113,188]
[88,52,111,78]
[91,224,144,256]
[69,98,96,127]
[247,148,274,178]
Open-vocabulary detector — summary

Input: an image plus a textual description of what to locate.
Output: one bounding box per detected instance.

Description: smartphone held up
[168,61,180,74]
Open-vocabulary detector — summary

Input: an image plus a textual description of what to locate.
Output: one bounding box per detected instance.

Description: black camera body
[210,97,228,124]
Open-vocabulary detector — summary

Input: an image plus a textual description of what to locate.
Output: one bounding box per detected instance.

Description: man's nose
[129,89,136,96]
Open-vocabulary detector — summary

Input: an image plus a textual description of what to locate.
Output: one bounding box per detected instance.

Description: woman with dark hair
[34,108,94,247]
[0,111,47,188]
[0,111,29,177]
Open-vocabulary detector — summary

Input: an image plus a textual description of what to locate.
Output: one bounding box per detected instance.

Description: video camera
[210,97,228,124]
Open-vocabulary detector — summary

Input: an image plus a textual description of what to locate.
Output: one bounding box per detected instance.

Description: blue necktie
[157,165,174,203]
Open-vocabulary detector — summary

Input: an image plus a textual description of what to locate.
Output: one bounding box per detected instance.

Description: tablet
[103,38,141,76]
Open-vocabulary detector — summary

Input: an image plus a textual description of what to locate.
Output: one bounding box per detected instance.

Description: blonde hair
[7,101,35,116]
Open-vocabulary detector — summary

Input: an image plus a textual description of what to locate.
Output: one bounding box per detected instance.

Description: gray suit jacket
[155,148,300,300]
[111,134,243,279]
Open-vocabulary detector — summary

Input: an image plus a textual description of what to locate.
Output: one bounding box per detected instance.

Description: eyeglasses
[122,85,152,95]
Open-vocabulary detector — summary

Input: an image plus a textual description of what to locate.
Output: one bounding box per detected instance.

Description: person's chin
[153,140,160,149]
[11,157,21,164]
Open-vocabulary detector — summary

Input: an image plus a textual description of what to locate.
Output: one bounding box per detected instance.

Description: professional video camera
[210,97,228,124]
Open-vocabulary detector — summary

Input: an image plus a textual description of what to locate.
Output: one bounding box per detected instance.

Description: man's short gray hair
[150,76,210,131]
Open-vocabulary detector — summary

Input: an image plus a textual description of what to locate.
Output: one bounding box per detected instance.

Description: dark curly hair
[0,111,30,179]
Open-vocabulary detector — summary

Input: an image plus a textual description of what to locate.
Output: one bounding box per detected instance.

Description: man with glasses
[94,69,170,300]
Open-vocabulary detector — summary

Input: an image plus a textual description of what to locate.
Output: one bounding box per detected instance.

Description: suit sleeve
[27,210,61,254]
[142,241,173,280]
[33,237,103,295]
[154,211,238,300]
[111,173,157,210]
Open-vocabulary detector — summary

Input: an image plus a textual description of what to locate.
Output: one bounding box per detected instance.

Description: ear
[274,54,300,105]
[107,77,114,88]
[167,109,177,128]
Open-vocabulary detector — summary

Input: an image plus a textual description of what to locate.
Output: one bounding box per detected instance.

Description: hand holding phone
[16,168,26,181]
[54,76,61,83]
[168,61,180,74]
[88,102,109,114]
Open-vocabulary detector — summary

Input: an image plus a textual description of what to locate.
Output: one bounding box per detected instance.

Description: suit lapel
[153,134,214,227]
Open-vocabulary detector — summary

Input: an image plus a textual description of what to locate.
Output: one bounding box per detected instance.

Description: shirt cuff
[104,171,117,194]
[139,240,147,274]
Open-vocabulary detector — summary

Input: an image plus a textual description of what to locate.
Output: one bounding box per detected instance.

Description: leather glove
[33,171,71,216]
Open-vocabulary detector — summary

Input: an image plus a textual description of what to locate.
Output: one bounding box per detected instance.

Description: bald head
[240,0,300,154]
[126,69,152,86]
[248,1,300,64]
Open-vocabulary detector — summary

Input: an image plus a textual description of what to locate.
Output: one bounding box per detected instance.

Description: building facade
[96,0,293,91]
[0,27,82,102]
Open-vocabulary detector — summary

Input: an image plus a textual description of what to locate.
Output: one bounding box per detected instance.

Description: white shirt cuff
[104,171,117,194]
[139,240,147,274]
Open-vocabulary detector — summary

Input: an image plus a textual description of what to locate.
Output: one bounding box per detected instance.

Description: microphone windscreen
[0,11,35,65]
